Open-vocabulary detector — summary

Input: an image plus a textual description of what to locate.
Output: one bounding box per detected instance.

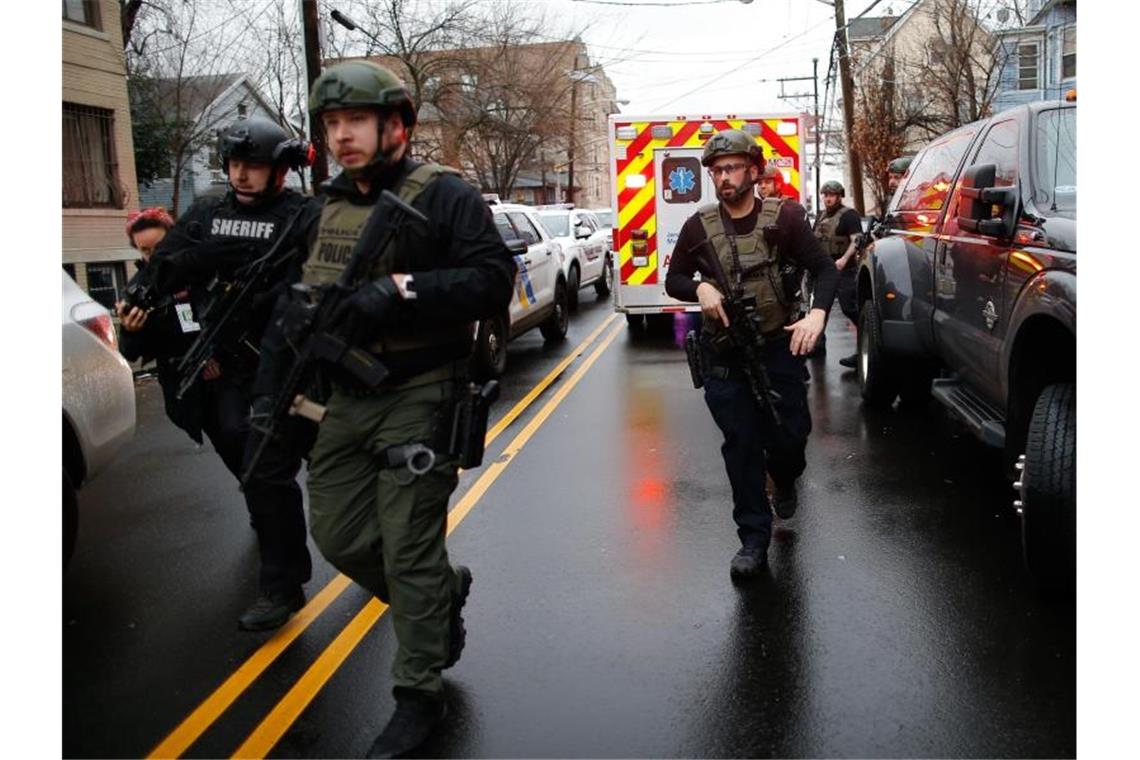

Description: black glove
[331,277,403,344]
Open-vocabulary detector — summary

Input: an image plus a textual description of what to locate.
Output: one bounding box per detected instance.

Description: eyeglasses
[708,163,749,177]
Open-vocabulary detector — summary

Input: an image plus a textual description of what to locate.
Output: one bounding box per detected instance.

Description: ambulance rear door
[653,146,716,298]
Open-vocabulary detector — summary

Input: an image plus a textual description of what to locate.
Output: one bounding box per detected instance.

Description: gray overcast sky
[540,0,902,117]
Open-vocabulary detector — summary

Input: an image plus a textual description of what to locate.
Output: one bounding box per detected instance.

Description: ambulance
[607,113,808,327]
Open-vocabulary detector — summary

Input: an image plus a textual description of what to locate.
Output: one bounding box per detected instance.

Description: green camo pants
[307,378,462,696]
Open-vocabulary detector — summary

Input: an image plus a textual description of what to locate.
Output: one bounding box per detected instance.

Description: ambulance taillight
[631,229,649,268]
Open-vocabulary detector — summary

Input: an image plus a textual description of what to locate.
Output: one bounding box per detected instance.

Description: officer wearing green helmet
[264,59,515,757]
[812,179,863,366]
[665,128,838,580]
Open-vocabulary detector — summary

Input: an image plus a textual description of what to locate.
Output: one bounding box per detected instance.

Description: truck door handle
[523,257,532,266]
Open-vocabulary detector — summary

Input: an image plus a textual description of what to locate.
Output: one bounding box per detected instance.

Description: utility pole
[813,56,821,215]
[834,0,865,214]
[566,79,577,205]
[302,0,328,187]
[775,61,822,212]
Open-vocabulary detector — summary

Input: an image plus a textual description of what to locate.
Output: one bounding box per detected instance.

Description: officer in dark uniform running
[276,60,515,757]
[812,180,863,368]
[665,129,837,580]
[148,116,321,631]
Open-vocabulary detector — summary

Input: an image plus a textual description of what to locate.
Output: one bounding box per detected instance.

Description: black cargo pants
[700,336,812,551]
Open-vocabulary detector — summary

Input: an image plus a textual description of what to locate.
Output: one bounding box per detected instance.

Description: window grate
[63,103,123,208]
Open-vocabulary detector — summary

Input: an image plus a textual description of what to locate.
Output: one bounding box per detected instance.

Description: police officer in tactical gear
[887,155,912,194]
[757,164,785,200]
[279,60,515,758]
[149,115,321,631]
[666,128,837,580]
[812,180,863,368]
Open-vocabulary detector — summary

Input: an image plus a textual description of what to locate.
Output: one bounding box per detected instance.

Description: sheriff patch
[210,218,277,239]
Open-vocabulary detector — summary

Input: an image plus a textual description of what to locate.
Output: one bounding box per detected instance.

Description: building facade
[353,39,619,209]
[991,0,1076,113]
[63,0,141,308]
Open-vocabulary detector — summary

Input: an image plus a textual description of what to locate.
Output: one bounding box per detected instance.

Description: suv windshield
[537,212,570,237]
[1032,107,1076,219]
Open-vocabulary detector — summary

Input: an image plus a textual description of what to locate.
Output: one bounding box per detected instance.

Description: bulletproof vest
[303,163,472,354]
[813,205,851,259]
[698,197,791,338]
[198,190,307,254]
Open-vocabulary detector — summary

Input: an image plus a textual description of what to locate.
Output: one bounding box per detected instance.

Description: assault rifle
[240,190,426,486]
[690,238,784,428]
[175,205,309,400]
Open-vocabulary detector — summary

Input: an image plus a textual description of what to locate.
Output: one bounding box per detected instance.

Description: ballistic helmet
[888,155,913,175]
[308,60,417,130]
[217,117,313,172]
[821,180,846,197]
[761,165,783,181]
[701,128,764,169]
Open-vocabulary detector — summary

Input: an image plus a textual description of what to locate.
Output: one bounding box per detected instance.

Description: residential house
[846,0,996,212]
[991,0,1076,113]
[136,73,303,217]
[349,39,619,208]
[63,0,141,308]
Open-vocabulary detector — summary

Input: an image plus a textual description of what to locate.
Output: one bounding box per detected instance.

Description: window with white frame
[1018,42,1039,90]
[1061,25,1076,80]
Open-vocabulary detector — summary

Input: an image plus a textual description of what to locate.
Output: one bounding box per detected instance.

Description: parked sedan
[470,203,570,377]
[62,271,136,565]
[535,206,613,311]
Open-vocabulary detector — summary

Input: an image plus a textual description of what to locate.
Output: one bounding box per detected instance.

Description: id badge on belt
[175,303,201,333]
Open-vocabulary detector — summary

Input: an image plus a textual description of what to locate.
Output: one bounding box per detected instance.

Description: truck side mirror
[505,238,528,255]
[574,222,591,239]
[957,163,1018,239]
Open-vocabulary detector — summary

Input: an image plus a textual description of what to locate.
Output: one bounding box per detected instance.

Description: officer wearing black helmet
[149,115,322,631]
[257,60,514,758]
[812,180,863,368]
[666,128,837,581]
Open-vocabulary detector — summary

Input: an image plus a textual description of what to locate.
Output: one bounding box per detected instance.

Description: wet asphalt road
[63,293,1075,758]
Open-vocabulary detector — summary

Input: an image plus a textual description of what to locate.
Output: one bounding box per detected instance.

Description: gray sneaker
[730,545,767,581]
[773,481,798,519]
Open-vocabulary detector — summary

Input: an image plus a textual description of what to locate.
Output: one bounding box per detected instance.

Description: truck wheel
[472,314,508,378]
[1017,382,1075,592]
[626,313,647,338]
[857,300,899,408]
[594,255,613,298]
[540,280,569,342]
[566,263,580,312]
[64,468,77,568]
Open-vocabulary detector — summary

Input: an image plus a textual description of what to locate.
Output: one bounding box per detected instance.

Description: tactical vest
[303,163,472,355]
[698,197,792,338]
[813,206,851,259]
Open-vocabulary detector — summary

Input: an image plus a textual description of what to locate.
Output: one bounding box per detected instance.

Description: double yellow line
[149,313,623,759]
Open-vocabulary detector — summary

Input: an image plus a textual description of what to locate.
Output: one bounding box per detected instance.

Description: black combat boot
[838,353,858,369]
[238,587,305,631]
[366,688,447,759]
[444,565,473,669]
[729,545,767,581]
[773,480,799,519]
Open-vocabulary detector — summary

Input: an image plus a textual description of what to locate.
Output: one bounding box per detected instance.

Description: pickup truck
[854,98,1076,589]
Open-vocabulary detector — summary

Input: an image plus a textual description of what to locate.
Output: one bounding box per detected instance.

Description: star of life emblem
[668,165,696,195]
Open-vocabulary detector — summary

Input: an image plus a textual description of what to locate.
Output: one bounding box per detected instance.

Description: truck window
[896,129,977,217]
[943,120,1020,233]
[1032,108,1076,219]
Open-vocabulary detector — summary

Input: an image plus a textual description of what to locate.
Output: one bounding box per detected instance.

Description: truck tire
[594,255,613,298]
[626,313,647,338]
[472,314,508,378]
[539,279,569,342]
[64,468,77,568]
[857,300,900,408]
[1018,382,1075,592]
